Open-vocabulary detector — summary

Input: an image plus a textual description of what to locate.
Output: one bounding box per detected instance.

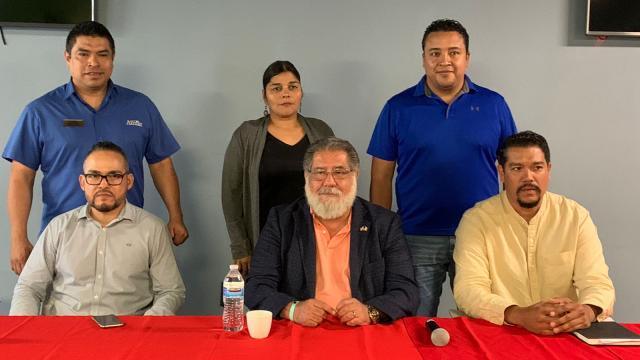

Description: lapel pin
[360,226,368,232]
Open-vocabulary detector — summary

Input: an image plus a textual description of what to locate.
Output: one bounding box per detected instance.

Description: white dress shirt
[10,202,185,316]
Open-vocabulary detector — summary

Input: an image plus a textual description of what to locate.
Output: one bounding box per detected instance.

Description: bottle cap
[229,264,239,270]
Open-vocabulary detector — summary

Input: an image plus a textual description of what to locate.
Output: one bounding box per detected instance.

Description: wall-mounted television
[0,0,94,28]
[586,0,640,37]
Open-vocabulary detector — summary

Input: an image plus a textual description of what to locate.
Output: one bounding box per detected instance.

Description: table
[404,317,640,360]
[1,316,639,359]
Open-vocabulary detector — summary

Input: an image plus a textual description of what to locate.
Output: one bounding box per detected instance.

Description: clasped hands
[280,298,370,327]
[504,297,599,335]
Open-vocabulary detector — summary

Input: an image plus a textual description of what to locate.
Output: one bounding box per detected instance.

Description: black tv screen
[587,0,640,37]
[0,0,94,27]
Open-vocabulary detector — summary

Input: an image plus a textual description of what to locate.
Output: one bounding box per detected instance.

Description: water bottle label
[223,281,244,288]
[223,285,244,299]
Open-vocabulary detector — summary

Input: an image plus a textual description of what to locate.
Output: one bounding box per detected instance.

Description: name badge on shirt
[63,119,85,127]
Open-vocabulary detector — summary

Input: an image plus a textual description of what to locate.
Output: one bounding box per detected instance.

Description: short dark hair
[497,131,551,166]
[303,137,360,172]
[84,141,129,170]
[262,60,301,90]
[421,19,470,53]
[66,21,115,55]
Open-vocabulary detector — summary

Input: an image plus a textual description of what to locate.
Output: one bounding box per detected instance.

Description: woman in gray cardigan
[221,61,334,275]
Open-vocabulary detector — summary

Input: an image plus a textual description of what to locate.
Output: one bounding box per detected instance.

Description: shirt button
[98,251,103,255]
[94,295,99,299]
[97,274,102,279]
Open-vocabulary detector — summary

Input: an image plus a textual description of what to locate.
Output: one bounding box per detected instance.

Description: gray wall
[1,0,638,320]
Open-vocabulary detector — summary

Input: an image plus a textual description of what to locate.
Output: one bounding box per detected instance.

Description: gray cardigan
[221,114,334,259]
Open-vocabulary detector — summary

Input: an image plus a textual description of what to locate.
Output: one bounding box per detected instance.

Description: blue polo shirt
[3,80,180,232]
[367,76,516,236]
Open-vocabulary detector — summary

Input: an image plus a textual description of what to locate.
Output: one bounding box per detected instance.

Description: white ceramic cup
[246,310,272,339]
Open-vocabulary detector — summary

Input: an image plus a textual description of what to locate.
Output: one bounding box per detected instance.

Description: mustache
[517,184,540,193]
[317,187,342,196]
[94,190,114,197]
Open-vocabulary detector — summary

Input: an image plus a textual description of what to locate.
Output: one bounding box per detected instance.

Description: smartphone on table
[92,314,124,328]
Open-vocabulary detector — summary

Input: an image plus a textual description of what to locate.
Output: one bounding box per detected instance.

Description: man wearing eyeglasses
[10,141,185,316]
[246,137,418,327]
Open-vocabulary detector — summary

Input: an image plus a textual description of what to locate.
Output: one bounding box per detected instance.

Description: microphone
[426,319,450,347]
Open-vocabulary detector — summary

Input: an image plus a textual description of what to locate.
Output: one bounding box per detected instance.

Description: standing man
[367,19,517,316]
[3,21,188,275]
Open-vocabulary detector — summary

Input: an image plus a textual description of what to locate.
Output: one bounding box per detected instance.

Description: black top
[259,132,310,230]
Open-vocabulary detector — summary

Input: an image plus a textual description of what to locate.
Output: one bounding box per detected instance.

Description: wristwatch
[367,305,381,324]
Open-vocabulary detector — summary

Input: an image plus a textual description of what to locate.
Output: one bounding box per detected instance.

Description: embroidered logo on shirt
[470,106,480,112]
[126,120,143,127]
[360,226,368,232]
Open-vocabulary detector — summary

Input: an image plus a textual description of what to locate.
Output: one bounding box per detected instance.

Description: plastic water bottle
[223,264,244,332]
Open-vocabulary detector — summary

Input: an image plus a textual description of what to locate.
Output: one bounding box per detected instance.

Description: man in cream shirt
[10,141,185,315]
[454,131,614,335]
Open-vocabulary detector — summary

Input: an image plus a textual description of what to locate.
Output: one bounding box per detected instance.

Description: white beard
[305,180,357,219]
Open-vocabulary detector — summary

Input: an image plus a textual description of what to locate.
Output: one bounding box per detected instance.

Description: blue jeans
[405,235,456,316]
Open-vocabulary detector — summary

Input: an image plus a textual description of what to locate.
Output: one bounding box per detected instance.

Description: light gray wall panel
[1,0,638,320]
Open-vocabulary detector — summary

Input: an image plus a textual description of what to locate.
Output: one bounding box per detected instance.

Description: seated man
[453,131,615,335]
[246,137,418,326]
[10,141,185,315]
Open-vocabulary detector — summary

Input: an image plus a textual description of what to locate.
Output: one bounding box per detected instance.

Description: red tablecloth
[1,316,639,360]
[0,316,420,360]
[404,317,640,360]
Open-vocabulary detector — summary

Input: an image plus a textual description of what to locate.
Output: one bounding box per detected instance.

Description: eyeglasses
[83,172,128,185]
[307,167,354,181]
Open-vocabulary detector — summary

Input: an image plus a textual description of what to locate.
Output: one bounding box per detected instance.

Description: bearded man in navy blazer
[246,137,418,327]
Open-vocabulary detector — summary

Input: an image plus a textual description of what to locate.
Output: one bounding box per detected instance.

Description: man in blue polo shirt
[367,19,517,316]
[3,21,189,275]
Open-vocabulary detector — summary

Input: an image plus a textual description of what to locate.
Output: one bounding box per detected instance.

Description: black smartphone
[92,314,125,328]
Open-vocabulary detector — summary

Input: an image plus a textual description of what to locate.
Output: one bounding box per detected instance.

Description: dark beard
[517,198,540,209]
[91,201,119,212]
[516,184,541,209]
[90,193,121,213]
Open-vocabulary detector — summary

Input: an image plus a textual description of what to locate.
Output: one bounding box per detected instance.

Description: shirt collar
[63,78,117,101]
[310,207,353,236]
[79,201,135,226]
[414,75,476,98]
[500,190,548,225]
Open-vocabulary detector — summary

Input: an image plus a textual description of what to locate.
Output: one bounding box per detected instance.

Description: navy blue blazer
[245,196,419,320]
